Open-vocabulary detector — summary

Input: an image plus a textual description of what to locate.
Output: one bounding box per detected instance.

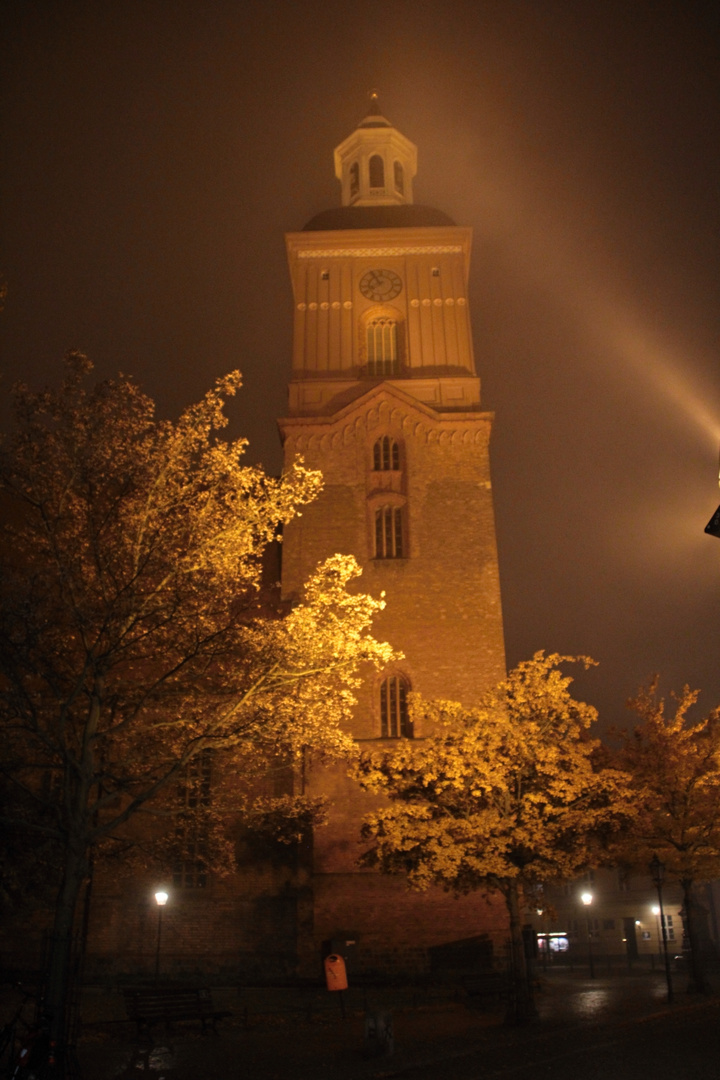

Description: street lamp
[154,889,169,981]
[652,905,662,966]
[581,892,595,978]
[649,855,674,1004]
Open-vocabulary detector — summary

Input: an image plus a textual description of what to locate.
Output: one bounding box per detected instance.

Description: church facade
[279,97,509,975]
[9,101,510,984]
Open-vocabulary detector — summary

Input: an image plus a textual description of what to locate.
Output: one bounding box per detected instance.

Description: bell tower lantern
[333,92,417,207]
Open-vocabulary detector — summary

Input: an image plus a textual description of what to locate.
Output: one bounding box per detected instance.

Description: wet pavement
[12,969,720,1079]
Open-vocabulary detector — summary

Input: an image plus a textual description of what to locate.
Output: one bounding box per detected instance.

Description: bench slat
[123,987,231,1033]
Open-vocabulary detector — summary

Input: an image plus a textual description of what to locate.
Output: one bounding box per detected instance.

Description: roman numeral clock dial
[359,269,403,302]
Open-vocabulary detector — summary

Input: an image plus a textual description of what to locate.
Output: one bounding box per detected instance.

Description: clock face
[359,269,402,303]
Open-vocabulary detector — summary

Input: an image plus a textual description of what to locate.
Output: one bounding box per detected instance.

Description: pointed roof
[357,90,393,129]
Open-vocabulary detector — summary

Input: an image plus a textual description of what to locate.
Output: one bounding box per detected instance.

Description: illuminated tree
[356,653,630,1024]
[0,354,395,1063]
[611,681,720,993]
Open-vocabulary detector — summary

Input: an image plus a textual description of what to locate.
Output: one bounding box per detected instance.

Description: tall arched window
[173,750,212,889]
[366,317,398,375]
[373,436,400,471]
[350,161,359,198]
[394,160,404,195]
[375,505,404,559]
[369,154,385,188]
[381,675,413,738]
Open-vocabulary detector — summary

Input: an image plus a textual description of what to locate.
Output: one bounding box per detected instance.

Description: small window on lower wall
[173,836,208,890]
[375,505,404,558]
[381,675,413,738]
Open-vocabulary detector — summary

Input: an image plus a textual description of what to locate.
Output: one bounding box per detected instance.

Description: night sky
[2,0,719,729]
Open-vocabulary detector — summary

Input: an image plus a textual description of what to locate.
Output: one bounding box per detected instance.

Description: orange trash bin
[324,952,348,991]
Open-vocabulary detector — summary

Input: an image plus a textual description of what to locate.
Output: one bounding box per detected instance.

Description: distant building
[528,868,720,969]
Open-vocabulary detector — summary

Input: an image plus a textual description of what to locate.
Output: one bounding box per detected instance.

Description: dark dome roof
[303,204,456,231]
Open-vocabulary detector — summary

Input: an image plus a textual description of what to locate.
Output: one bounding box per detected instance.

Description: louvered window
[373,436,399,471]
[366,318,398,375]
[375,506,404,558]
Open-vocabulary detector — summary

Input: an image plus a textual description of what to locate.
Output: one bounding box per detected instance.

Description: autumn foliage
[611,681,720,991]
[357,652,631,1022]
[0,354,394,1053]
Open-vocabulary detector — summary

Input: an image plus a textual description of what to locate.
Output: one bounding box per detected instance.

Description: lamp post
[581,892,595,978]
[537,908,548,972]
[154,890,169,982]
[652,905,662,967]
[649,855,673,1003]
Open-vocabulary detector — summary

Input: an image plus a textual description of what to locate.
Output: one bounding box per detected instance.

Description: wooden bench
[123,986,232,1034]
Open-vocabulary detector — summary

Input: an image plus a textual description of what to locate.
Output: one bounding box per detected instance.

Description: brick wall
[281,385,509,965]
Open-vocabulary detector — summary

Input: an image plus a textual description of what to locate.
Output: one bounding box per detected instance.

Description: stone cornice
[286,226,472,281]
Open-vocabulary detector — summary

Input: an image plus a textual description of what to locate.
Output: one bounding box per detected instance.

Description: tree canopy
[610,681,720,991]
[0,354,395,1057]
[356,652,631,1022]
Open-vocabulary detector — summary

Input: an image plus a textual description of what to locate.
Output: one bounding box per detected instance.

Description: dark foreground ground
[7,968,720,1079]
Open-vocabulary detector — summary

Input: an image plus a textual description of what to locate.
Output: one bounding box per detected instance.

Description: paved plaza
[62,968,720,1080]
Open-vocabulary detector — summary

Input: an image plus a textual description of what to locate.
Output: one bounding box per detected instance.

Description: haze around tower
[1,0,719,728]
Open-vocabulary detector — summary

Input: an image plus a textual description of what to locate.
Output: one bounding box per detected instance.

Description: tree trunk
[681,878,711,994]
[44,840,89,1072]
[503,879,535,1025]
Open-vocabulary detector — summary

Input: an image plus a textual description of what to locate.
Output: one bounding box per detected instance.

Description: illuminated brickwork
[280,102,508,972]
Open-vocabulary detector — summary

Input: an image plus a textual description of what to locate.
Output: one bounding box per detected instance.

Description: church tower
[279,97,507,973]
